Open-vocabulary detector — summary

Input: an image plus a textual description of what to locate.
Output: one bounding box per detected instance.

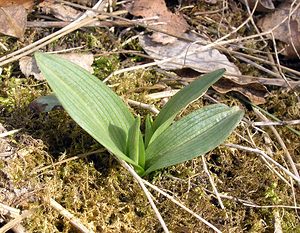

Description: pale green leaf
[152,69,225,134]
[127,116,141,164]
[35,52,140,168]
[138,127,146,169]
[126,116,145,174]
[144,114,153,148]
[144,104,243,175]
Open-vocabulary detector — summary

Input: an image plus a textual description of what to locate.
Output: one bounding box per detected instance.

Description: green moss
[93,55,120,80]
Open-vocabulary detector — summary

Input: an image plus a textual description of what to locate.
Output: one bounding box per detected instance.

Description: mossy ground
[1,1,300,232]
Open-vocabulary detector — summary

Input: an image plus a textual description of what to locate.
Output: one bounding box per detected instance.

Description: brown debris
[258,1,300,58]
[0,5,27,38]
[239,0,275,12]
[213,78,269,105]
[0,0,35,10]
[39,1,81,22]
[128,0,189,44]
[19,53,94,80]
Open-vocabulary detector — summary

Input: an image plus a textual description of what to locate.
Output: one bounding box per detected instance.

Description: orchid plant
[35,52,243,176]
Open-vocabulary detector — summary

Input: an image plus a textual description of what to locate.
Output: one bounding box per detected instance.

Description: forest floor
[0,0,300,232]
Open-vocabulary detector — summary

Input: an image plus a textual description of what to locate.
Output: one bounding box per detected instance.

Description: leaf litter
[128,0,189,44]
[139,31,268,104]
[0,4,28,38]
[257,1,300,58]
[19,53,94,80]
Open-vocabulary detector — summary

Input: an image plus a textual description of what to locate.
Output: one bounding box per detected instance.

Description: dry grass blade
[120,160,170,233]
[49,198,94,233]
[225,144,300,183]
[253,120,300,126]
[254,108,300,185]
[0,129,21,138]
[0,209,33,233]
[32,149,105,174]
[201,156,227,217]
[142,179,222,233]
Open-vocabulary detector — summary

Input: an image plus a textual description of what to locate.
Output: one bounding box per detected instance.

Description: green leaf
[144,114,153,148]
[126,116,145,173]
[30,94,62,112]
[127,116,142,163]
[152,69,225,134]
[137,128,146,170]
[34,52,141,168]
[143,104,243,175]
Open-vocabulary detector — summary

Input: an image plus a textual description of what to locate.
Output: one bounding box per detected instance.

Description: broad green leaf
[143,104,243,175]
[147,120,171,147]
[35,52,140,168]
[152,69,225,134]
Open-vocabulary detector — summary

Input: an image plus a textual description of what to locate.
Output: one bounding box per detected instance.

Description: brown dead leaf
[146,76,268,104]
[70,0,96,6]
[0,5,27,38]
[0,0,34,38]
[39,1,81,21]
[20,53,94,80]
[239,0,275,12]
[169,69,268,104]
[257,1,300,58]
[0,0,35,10]
[213,78,268,105]
[128,0,188,44]
[139,32,241,76]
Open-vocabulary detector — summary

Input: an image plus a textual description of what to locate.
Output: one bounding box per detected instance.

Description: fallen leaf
[0,0,35,10]
[128,0,188,44]
[19,55,43,80]
[146,76,268,105]
[213,78,268,105]
[20,53,94,80]
[0,5,27,38]
[139,32,241,76]
[0,0,35,38]
[69,0,96,7]
[257,1,300,58]
[39,1,81,21]
[29,94,62,112]
[239,0,275,12]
